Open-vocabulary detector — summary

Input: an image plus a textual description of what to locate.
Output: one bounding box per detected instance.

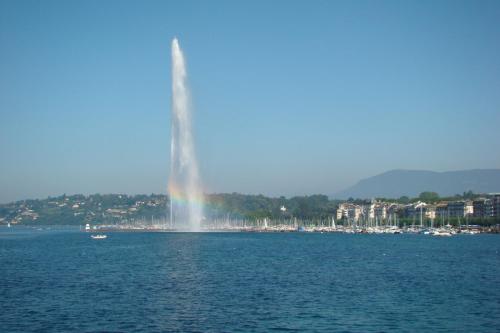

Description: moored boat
[432,229,452,237]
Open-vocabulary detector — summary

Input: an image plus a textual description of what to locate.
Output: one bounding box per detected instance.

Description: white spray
[169,38,203,231]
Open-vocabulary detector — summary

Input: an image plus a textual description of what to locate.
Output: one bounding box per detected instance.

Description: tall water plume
[169,38,203,231]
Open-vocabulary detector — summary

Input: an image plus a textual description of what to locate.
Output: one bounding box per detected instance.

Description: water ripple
[1,231,500,332]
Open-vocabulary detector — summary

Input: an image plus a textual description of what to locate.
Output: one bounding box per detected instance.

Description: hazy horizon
[2,167,500,204]
[1,0,500,203]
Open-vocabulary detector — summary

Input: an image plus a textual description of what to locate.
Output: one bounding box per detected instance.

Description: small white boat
[461,229,480,235]
[432,229,452,237]
[91,234,107,239]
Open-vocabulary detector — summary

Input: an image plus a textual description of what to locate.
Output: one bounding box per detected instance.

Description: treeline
[205,193,339,220]
[0,191,496,225]
[370,190,479,205]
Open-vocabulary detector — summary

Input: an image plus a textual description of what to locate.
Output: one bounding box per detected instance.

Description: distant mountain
[335,169,500,199]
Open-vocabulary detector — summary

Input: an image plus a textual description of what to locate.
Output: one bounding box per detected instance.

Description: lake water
[1,227,500,332]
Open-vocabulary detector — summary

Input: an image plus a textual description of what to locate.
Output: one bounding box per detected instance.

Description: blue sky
[1,0,499,202]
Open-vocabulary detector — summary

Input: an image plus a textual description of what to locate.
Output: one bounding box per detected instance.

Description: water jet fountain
[169,38,203,231]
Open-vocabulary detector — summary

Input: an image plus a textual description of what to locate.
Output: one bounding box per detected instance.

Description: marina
[82,221,495,235]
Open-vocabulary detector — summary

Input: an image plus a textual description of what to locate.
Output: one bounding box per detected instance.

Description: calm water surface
[1,227,500,332]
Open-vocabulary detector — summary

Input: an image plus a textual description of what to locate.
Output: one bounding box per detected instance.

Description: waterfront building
[336,203,348,220]
[473,198,494,218]
[424,205,436,219]
[363,201,376,219]
[336,203,362,221]
[335,208,343,221]
[466,201,473,216]
[448,201,473,217]
[404,203,420,218]
[436,203,449,219]
[403,202,436,220]
[347,205,362,221]
[374,204,387,220]
[386,203,402,217]
[492,194,500,217]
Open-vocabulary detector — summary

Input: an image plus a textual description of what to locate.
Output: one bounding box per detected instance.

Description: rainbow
[168,183,205,209]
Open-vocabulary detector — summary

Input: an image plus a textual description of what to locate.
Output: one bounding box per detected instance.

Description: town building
[473,198,494,218]
[435,203,449,219]
[374,204,387,220]
[492,194,500,217]
[347,205,362,221]
[336,203,363,221]
[404,202,436,220]
[447,201,473,217]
